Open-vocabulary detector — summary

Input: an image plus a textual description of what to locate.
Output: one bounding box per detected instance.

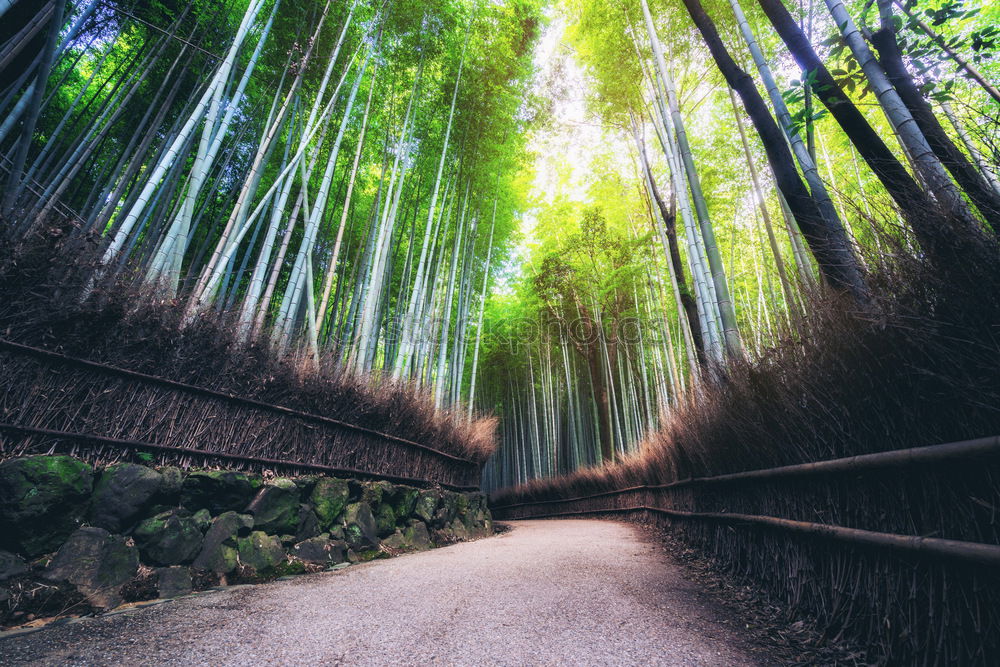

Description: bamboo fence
[0,339,482,489]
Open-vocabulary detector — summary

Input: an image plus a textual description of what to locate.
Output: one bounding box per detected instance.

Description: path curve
[1,520,761,666]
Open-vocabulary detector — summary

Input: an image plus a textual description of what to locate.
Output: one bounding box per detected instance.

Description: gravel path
[1,520,762,666]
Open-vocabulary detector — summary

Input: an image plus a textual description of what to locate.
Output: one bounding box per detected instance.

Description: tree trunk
[640,0,742,359]
[631,122,706,365]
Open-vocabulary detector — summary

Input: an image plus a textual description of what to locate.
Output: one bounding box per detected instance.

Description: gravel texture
[0,519,762,666]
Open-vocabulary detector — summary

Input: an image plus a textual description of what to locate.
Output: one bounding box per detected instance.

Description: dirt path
[1,520,763,666]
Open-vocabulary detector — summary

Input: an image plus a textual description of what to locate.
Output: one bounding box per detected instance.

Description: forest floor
[1,520,778,666]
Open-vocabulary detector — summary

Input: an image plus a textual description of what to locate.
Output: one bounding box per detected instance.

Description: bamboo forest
[2,0,1000,663]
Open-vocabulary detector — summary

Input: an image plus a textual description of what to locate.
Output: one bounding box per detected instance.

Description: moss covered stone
[342,502,379,549]
[180,471,261,514]
[380,531,407,551]
[392,487,420,519]
[192,511,253,574]
[350,548,388,563]
[374,503,396,537]
[310,477,350,528]
[271,559,307,577]
[414,490,439,524]
[362,481,394,506]
[133,510,203,566]
[448,518,470,542]
[432,492,459,528]
[157,466,184,502]
[245,478,299,535]
[0,455,94,557]
[293,476,321,500]
[192,509,212,532]
[237,531,285,573]
[403,519,432,550]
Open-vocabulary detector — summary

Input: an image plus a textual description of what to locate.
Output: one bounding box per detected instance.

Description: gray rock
[133,510,203,565]
[461,498,480,534]
[342,502,379,549]
[403,519,431,550]
[433,492,460,528]
[192,512,253,574]
[180,471,261,514]
[294,505,321,541]
[328,525,346,541]
[449,518,471,542]
[155,566,192,598]
[0,455,93,557]
[310,478,350,528]
[362,481,394,506]
[468,509,490,537]
[292,537,346,565]
[431,526,455,545]
[381,531,407,551]
[245,478,299,535]
[237,531,285,573]
[43,527,138,610]
[0,550,28,581]
[414,490,439,524]
[89,463,163,533]
[456,492,470,516]
[468,492,488,515]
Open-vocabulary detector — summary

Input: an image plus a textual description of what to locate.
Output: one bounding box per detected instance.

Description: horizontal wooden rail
[0,422,479,492]
[510,506,1000,568]
[492,435,1000,511]
[0,338,477,466]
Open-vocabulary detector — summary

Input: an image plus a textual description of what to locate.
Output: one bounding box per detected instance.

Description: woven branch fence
[492,437,1000,664]
[0,339,481,490]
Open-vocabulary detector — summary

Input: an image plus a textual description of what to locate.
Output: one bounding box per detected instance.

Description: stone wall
[0,455,492,626]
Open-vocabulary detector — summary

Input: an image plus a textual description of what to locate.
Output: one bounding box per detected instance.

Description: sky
[493,6,629,294]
